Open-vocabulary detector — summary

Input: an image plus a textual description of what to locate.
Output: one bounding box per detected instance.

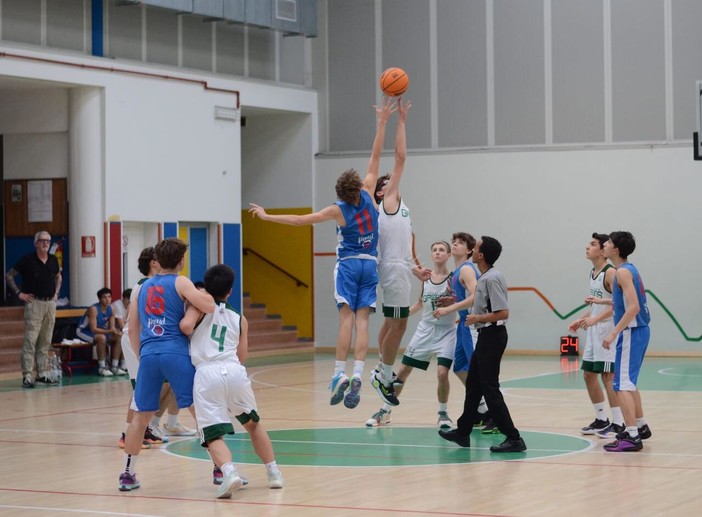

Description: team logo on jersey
[151,325,164,336]
[401,208,409,217]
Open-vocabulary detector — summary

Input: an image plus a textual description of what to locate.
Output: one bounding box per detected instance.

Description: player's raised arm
[363,97,397,194]
[383,97,410,211]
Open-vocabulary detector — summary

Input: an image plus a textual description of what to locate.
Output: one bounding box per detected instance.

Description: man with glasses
[5,231,62,388]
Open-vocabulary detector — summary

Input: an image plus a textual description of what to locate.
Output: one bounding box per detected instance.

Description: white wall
[3,132,69,179]
[314,145,702,354]
[242,112,314,207]
[1,45,317,304]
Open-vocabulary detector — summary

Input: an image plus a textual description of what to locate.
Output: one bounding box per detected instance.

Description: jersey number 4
[211,324,228,352]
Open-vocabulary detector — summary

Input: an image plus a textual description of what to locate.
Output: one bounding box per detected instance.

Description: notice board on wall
[4,178,68,237]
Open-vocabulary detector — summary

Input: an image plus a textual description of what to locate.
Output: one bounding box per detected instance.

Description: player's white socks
[382,363,393,384]
[478,397,488,414]
[353,360,364,378]
[150,415,161,428]
[438,403,448,413]
[626,426,639,438]
[382,403,392,412]
[167,413,178,427]
[636,417,647,428]
[123,453,137,474]
[611,407,624,425]
[222,462,237,477]
[334,361,345,376]
[265,461,279,474]
[593,402,607,421]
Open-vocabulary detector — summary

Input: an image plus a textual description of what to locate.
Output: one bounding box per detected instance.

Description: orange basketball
[380,67,409,97]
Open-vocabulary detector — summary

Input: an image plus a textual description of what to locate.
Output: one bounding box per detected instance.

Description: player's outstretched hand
[398,97,411,122]
[374,96,398,123]
[249,203,268,220]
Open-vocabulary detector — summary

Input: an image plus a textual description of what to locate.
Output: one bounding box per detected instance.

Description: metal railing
[242,248,309,288]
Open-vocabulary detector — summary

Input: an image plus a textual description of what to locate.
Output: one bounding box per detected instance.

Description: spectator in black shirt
[5,231,62,388]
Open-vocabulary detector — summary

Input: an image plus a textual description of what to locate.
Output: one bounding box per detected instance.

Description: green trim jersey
[590,264,613,321]
[420,273,455,328]
[189,301,242,367]
[378,198,413,265]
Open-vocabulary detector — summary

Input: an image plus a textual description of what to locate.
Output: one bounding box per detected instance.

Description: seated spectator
[112,288,132,332]
[76,287,127,377]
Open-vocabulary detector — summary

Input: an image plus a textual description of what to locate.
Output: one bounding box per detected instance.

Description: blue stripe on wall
[189,227,208,284]
[91,0,103,57]
[222,223,241,312]
[163,222,178,239]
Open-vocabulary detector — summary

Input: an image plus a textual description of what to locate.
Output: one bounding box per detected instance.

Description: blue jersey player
[601,231,652,452]
[249,97,399,410]
[118,238,215,492]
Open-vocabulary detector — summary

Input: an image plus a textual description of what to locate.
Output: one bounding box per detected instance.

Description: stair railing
[242,248,309,288]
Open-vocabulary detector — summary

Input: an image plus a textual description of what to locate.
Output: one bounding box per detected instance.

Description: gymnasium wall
[314,146,702,354]
[309,1,702,354]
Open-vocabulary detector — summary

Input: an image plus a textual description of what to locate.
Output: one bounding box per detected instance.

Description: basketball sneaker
[603,431,643,452]
[595,422,625,439]
[370,364,400,386]
[437,411,453,430]
[365,408,392,427]
[143,427,165,445]
[267,469,285,489]
[329,372,350,406]
[118,472,141,491]
[117,432,151,449]
[580,418,610,435]
[148,425,169,443]
[111,366,128,376]
[370,371,399,406]
[98,367,114,377]
[216,471,243,499]
[343,375,362,409]
[638,423,652,440]
[481,419,501,434]
[163,422,196,436]
[213,466,248,486]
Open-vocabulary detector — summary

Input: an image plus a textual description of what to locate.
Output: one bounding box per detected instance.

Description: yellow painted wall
[241,208,313,338]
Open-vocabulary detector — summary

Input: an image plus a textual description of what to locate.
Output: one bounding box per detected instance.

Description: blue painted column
[91,0,103,57]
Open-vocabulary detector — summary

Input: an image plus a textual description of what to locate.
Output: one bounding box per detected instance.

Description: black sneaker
[490,437,527,453]
[370,371,399,406]
[595,422,625,439]
[638,423,652,440]
[481,419,501,434]
[36,376,58,385]
[438,429,470,447]
[580,418,610,435]
[22,377,35,389]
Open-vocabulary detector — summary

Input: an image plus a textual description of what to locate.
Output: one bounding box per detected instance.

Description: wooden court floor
[0,353,700,516]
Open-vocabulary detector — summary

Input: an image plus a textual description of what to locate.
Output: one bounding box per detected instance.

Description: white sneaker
[111,366,128,376]
[163,422,197,436]
[365,408,392,427]
[216,472,243,499]
[437,411,453,430]
[267,469,285,489]
[98,367,114,377]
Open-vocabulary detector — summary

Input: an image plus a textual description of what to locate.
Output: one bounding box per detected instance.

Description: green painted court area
[166,427,591,467]
[501,357,702,392]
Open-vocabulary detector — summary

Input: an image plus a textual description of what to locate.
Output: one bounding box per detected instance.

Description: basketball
[380,67,409,97]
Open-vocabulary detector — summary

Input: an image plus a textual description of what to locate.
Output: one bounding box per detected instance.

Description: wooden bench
[51,307,95,377]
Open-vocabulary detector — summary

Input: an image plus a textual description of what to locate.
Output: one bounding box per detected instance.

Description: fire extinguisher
[50,239,64,271]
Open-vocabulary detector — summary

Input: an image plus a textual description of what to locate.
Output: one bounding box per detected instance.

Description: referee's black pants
[456,325,520,441]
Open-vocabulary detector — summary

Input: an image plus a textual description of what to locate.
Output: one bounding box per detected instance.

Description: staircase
[243,294,314,356]
[0,297,312,375]
[0,306,24,374]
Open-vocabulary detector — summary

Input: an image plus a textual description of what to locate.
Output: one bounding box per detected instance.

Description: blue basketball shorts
[453,319,475,373]
[333,258,378,312]
[613,326,651,391]
[134,352,195,411]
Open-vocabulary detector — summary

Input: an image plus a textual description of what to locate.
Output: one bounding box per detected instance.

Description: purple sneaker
[118,472,140,491]
[343,375,362,409]
[603,432,643,452]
